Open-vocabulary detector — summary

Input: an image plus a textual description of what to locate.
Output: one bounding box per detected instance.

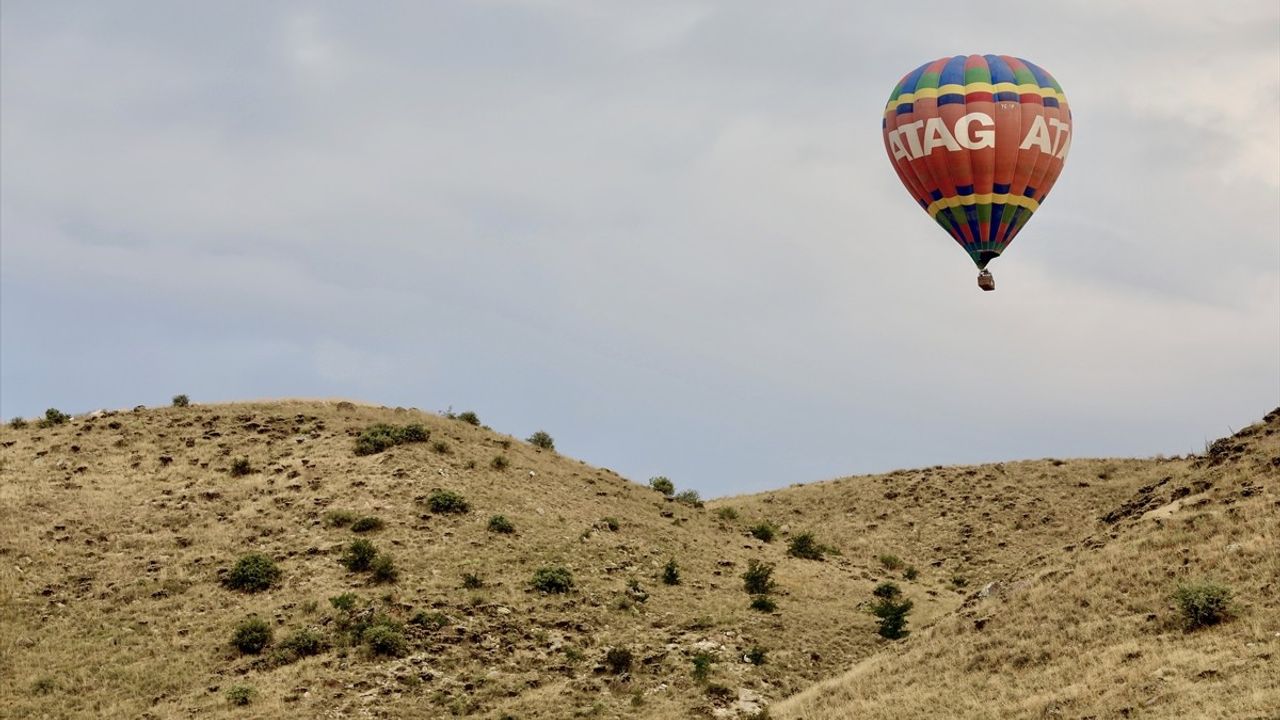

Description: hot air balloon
[882,55,1071,291]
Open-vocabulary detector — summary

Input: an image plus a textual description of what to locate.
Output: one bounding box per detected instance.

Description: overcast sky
[2,1,1277,496]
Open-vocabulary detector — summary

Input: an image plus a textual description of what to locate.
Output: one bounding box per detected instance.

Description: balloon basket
[977,270,995,292]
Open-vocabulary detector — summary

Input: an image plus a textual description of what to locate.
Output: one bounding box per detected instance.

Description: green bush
[397,424,429,442]
[223,553,281,592]
[691,651,714,683]
[457,411,481,426]
[172,394,190,408]
[409,611,448,629]
[226,685,255,706]
[487,515,515,534]
[531,566,574,594]
[231,616,272,654]
[8,417,27,429]
[1174,581,1233,629]
[746,646,767,665]
[278,628,326,659]
[329,593,359,612]
[715,507,739,521]
[354,423,428,456]
[363,623,407,657]
[324,510,358,528]
[662,559,680,586]
[229,457,253,477]
[674,489,703,508]
[462,572,484,589]
[878,554,904,571]
[370,554,398,583]
[427,489,470,514]
[491,455,510,470]
[749,522,775,543]
[604,647,633,674]
[38,408,70,428]
[903,565,919,581]
[430,440,451,454]
[351,516,384,533]
[527,430,555,450]
[870,584,913,639]
[787,532,825,560]
[749,595,777,612]
[649,476,675,496]
[742,560,775,595]
[342,539,378,572]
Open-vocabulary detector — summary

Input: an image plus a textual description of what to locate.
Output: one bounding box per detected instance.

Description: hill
[0,400,1273,719]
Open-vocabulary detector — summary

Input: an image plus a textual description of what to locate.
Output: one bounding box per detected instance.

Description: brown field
[0,401,1275,719]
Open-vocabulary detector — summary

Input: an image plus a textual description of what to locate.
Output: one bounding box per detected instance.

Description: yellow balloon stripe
[927,193,1040,219]
[884,82,1067,114]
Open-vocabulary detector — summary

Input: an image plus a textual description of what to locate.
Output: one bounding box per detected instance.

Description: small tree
[692,652,714,683]
[649,476,675,496]
[38,408,70,428]
[342,539,378,572]
[662,559,680,586]
[742,560,775,595]
[604,647,633,675]
[870,582,913,639]
[457,411,481,426]
[527,430,555,450]
[172,395,190,408]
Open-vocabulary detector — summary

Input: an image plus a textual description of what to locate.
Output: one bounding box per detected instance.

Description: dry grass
[0,400,1273,719]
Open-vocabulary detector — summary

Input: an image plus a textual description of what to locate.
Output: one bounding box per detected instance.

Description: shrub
[370,554,398,583]
[746,646,767,665]
[342,539,378,572]
[742,560,775,595]
[278,628,326,659]
[462,572,484,589]
[430,440,451,454]
[427,489,470,514]
[649,476,675,496]
[604,647,633,674]
[527,430,555,450]
[329,593,359,612]
[531,566,574,594]
[223,553,280,592]
[410,611,448,629]
[8,417,27,429]
[354,423,428,456]
[324,510,358,528]
[749,595,777,612]
[903,565,919,581]
[715,507,739,521]
[1174,581,1233,629]
[363,623,407,657]
[229,457,253,477]
[706,683,734,702]
[878,554,904,571]
[749,522,775,543]
[226,685,255,706]
[491,455,510,470]
[231,616,272,654]
[951,575,968,589]
[38,408,70,428]
[674,489,703,508]
[351,516,384,533]
[172,394,190,408]
[662,559,680,586]
[691,651,714,683]
[599,517,620,532]
[487,515,515,534]
[787,532,825,560]
[870,585,913,639]
[457,411,480,426]
[397,424,429,443]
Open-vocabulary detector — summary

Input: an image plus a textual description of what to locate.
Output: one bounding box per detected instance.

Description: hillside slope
[0,400,1271,719]
[772,409,1280,720]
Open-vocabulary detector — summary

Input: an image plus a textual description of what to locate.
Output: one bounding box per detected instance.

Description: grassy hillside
[772,409,1280,720]
[0,400,1272,719]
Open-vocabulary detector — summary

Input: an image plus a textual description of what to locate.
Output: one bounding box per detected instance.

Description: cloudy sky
[3,1,1277,496]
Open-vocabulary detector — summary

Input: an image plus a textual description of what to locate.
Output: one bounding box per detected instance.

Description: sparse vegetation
[674,489,703,507]
[38,408,70,428]
[231,616,272,654]
[172,394,190,407]
[278,628,326,660]
[649,476,675,496]
[531,566,574,594]
[487,515,515,534]
[351,516,384,533]
[342,539,378,572]
[324,509,358,528]
[410,611,448,629]
[787,532,825,560]
[456,410,481,425]
[462,572,484,589]
[491,454,510,470]
[527,430,555,450]
[750,595,777,612]
[715,506,739,521]
[878,554,904,571]
[903,565,919,581]
[430,440,451,454]
[746,646,767,665]
[742,560,776,595]
[692,651,715,683]
[225,685,255,706]
[363,622,407,657]
[354,423,429,456]
[604,647,633,674]
[662,558,681,586]
[749,522,776,542]
[8,416,27,428]
[370,554,398,583]
[599,516,620,531]
[870,582,913,639]
[1174,581,1233,629]
[329,593,358,612]
[229,457,253,477]
[427,489,470,514]
[223,553,280,592]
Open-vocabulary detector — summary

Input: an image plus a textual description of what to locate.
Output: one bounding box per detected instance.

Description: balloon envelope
[882,55,1071,269]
